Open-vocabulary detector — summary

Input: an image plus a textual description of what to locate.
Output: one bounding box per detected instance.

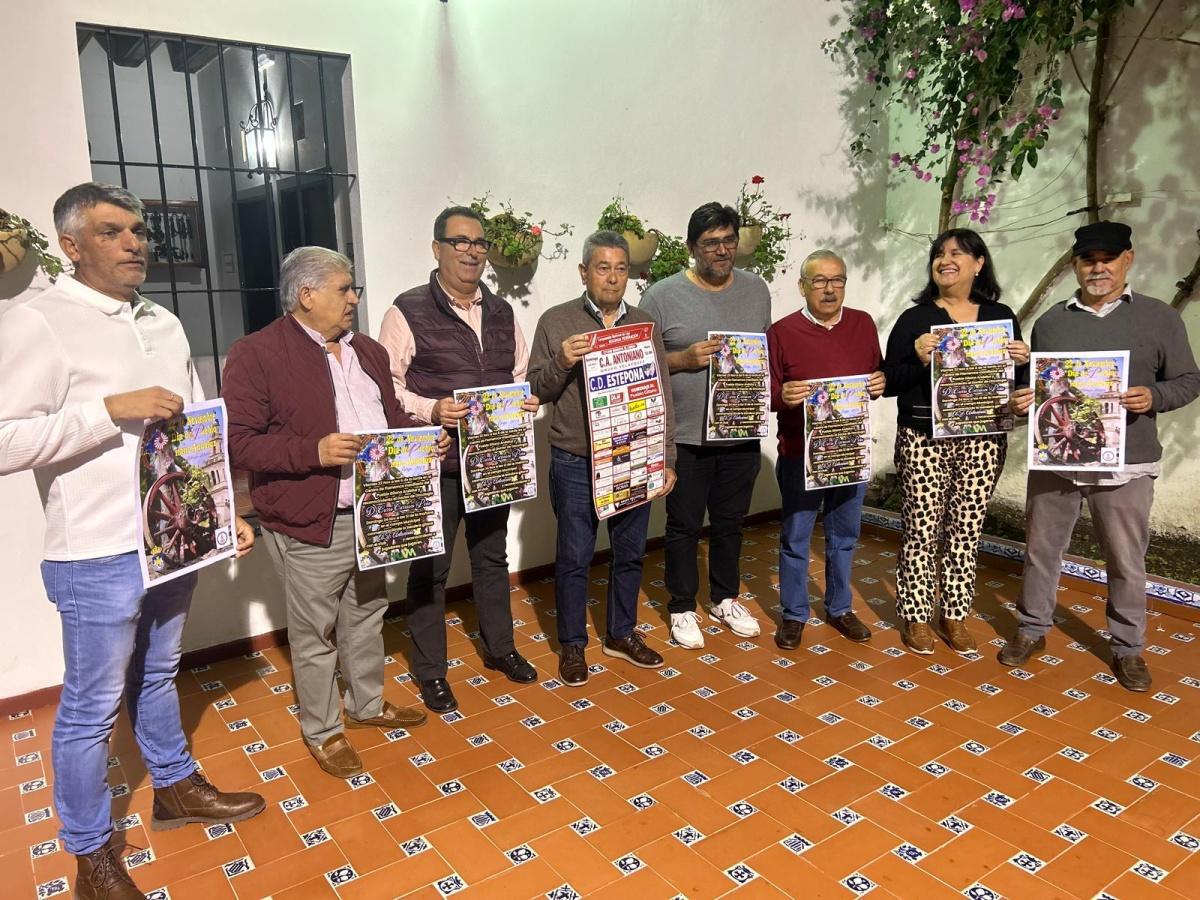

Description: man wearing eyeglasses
[767,251,885,651]
[639,202,773,650]
[378,206,539,713]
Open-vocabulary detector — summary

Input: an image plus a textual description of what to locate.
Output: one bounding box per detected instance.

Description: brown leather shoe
[829,611,872,643]
[346,699,427,729]
[998,632,1045,667]
[151,771,265,832]
[775,619,804,650]
[900,620,935,655]
[602,631,664,669]
[75,836,142,900]
[306,732,364,778]
[936,615,977,655]
[559,644,588,686]
[1113,654,1152,692]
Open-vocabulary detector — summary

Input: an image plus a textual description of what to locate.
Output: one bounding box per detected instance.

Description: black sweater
[882,301,1025,435]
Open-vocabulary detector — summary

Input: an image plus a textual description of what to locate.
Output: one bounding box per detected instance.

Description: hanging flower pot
[736,223,764,258]
[624,230,659,267]
[0,228,30,273]
[486,215,543,268]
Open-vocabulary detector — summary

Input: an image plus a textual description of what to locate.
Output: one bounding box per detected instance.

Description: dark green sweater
[1030,292,1200,464]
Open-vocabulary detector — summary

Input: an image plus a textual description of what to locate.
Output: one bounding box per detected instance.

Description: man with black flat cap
[1000,221,1200,691]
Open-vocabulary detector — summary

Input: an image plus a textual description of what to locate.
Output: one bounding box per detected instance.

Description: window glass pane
[322,56,351,173]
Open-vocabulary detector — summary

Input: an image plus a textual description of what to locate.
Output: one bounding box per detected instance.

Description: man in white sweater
[0,184,264,900]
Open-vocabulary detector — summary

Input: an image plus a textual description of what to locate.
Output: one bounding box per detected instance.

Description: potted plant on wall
[637,232,689,294]
[470,194,573,269]
[0,208,64,281]
[596,196,659,267]
[734,175,794,282]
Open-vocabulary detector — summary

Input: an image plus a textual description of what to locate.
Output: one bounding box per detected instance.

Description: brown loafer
[75,835,143,900]
[998,632,1045,667]
[559,644,588,686]
[936,614,977,655]
[829,611,871,643]
[347,699,427,729]
[602,631,664,669]
[151,771,265,831]
[307,732,364,778]
[775,619,804,650]
[900,620,935,655]
[1113,654,1152,692]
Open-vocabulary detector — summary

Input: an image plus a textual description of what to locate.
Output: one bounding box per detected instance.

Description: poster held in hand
[137,400,237,588]
[582,322,668,520]
[929,321,1015,438]
[353,427,445,570]
[802,375,873,491]
[454,381,537,512]
[706,331,770,441]
[1028,351,1128,471]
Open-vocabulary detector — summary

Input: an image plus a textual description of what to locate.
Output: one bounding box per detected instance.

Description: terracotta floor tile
[156,862,237,900]
[860,851,967,899]
[634,835,732,900]
[584,803,685,859]
[917,825,1019,889]
[1037,835,1140,897]
[1122,785,1200,839]
[336,846,455,900]
[805,819,901,881]
[427,817,510,885]
[529,826,620,894]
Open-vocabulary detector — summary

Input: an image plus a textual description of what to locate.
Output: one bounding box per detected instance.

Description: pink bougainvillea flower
[922,171,933,182]
[979,164,992,176]
[929,144,941,154]
[959,0,978,11]
[905,67,917,80]
[973,49,987,63]
[866,70,879,85]
[1037,104,1054,119]
[889,152,902,167]
[751,175,765,184]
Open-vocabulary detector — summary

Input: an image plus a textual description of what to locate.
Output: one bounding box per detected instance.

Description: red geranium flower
[751,175,765,185]
[530,225,542,237]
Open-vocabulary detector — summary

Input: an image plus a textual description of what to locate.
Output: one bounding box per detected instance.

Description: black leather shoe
[484,650,537,684]
[418,678,458,713]
[1113,654,1152,692]
[829,611,872,643]
[775,619,804,650]
[998,632,1045,667]
[558,644,588,686]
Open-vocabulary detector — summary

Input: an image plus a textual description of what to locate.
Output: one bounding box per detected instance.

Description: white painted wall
[0,1,888,697]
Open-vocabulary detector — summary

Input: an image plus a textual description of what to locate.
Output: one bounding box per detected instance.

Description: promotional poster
[137,400,237,588]
[1029,352,1129,471]
[930,321,1015,438]
[454,382,537,513]
[353,427,445,570]
[803,375,873,491]
[582,323,668,520]
[706,330,770,441]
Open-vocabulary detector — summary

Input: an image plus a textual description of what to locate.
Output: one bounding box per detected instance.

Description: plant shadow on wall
[468,194,573,306]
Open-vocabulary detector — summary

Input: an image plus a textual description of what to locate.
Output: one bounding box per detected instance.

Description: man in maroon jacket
[767,250,886,650]
[223,246,434,779]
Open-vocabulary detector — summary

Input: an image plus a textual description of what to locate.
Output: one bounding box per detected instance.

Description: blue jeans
[775,456,866,623]
[40,553,197,854]
[549,447,651,647]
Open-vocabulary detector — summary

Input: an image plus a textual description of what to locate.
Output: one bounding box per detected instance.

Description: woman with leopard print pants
[883,229,1028,655]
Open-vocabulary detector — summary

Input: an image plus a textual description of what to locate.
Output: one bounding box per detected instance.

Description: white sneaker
[670,611,705,649]
[709,598,761,637]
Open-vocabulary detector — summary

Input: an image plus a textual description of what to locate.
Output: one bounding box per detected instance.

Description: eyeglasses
[439,237,493,253]
[806,276,848,289]
[696,236,740,253]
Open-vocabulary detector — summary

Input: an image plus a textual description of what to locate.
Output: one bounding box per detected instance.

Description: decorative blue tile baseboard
[860,506,1200,612]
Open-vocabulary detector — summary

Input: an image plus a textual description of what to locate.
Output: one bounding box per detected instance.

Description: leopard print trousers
[894,425,1007,622]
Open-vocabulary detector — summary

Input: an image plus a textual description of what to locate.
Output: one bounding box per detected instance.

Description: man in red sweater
[767,251,885,650]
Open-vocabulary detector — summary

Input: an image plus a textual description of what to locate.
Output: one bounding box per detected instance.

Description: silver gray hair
[52,182,145,237]
[799,249,847,281]
[581,230,630,267]
[279,246,353,313]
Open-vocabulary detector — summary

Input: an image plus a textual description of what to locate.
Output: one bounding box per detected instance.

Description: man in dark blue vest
[379,206,539,712]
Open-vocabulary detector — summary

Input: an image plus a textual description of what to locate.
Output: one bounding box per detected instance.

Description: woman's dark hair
[686,202,740,246]
[911,228,1002,305]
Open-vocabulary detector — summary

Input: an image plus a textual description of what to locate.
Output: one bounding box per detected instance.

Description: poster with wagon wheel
[136,400,237,588]
[1028,352,1128,471]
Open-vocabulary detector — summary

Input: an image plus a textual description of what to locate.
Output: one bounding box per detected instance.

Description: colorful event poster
[1028,351,1129,471]
[582,322,668,520]
[137,400,237,588]
[930,320,1015,438]
[353,427,445,570]
[454,381,537,512]
[803,375,873,491]
[706,331,770,441]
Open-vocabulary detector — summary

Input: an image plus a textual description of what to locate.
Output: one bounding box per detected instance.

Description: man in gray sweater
[1001,221,1200,691]
[640,202,772,650]
[528,231,677,686]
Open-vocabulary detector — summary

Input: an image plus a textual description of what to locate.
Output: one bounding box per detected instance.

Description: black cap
[1071,221,1132,256]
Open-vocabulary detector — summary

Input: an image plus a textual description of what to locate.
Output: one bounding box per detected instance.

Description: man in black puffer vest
[379,206,540,712]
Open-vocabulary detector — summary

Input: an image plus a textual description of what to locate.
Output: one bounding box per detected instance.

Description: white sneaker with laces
[709,598,761,637]
[670,611,705,649]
